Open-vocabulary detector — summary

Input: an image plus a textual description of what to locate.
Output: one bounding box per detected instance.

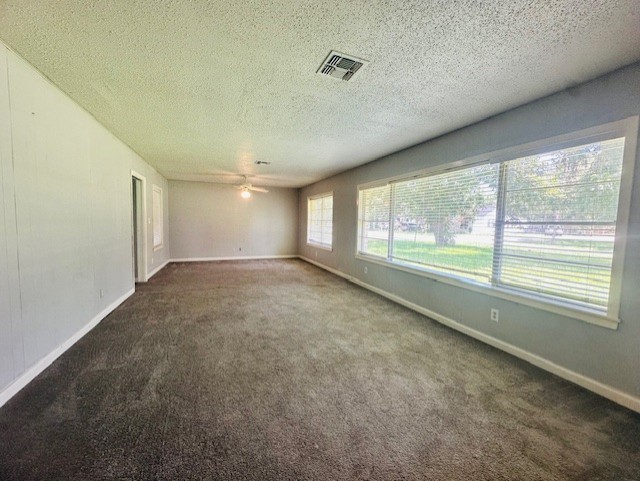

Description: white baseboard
[171,255,298,262]
[147,259,169,279]
[299,256,640,413]
[301,256,349,278]
[0,288,135,409]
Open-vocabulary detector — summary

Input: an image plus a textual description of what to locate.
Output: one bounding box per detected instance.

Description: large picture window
[357,119,637,326]
[308,192,333,250]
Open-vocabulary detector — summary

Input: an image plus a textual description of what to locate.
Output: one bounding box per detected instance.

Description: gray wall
[0,44,170,397]
[169,180,298,259]
[298,62,640,400]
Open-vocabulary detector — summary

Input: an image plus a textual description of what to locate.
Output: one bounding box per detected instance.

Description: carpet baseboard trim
[148,259,170,279]
[171,255,298,262]
[299,256,640,414]
[0,288,135,409]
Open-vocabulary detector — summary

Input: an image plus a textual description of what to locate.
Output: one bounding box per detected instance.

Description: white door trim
[131,170,148,282]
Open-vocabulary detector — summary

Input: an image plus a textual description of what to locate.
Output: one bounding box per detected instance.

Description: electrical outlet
[491,308,499,322]
[364,266,368,274]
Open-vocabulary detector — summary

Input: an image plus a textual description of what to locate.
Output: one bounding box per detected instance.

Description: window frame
[307,191,334,251]
[152,185,164,251]
[356,117,638,329]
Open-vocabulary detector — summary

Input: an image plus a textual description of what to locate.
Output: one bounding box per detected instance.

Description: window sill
[355,253,620,330]
[307,242,333,252]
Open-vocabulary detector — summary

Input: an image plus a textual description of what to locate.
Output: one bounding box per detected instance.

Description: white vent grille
[317,51,367,81]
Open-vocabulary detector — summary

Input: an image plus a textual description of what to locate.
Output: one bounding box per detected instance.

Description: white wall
[299,62,640,411]
[0,43,170,402]
[169,180,298,260]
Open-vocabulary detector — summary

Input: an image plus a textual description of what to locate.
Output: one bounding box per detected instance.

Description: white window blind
[358,184,391,258]
[308,193,333,249]
[496,138,625,311]
[390,164,498,283]
[358,133,629,319]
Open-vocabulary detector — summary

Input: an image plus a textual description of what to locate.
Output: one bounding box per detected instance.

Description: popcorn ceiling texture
[0,0,638,187]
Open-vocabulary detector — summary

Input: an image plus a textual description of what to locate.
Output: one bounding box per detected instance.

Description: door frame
[131,170,148,283]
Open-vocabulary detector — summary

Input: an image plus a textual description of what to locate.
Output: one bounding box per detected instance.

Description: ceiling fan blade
[249,186,269,193]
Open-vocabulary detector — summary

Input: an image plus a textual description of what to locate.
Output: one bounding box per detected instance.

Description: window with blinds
[358,185,391,258]
[152,185,163,250]
[497,138,625,311]
[391,164,499,283]
[308,192,333,249]
[357,125,633,321]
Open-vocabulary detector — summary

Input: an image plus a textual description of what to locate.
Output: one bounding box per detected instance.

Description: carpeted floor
[1,259,639,480]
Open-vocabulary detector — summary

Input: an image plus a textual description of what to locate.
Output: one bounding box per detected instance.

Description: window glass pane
[499,227,613,308]
[390,164,499,282]
[358,185,391,258]
[497,137,625,311]
[152,186,163,248]
[308,194,333,248]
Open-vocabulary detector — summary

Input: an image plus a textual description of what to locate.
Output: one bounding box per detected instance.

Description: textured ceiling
[0,1,639,188]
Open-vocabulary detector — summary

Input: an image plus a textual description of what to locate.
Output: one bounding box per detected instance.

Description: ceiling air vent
[317,51,368,81]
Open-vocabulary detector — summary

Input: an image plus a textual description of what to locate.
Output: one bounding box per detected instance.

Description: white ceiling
[0,1,639,188]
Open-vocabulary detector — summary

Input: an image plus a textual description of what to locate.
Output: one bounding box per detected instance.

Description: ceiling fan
[235,176,268,198]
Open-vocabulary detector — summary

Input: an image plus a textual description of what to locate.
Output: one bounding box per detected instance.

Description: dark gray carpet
[1,259,639,480]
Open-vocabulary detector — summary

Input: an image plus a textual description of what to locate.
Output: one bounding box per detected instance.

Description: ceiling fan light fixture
[240,188,251,199]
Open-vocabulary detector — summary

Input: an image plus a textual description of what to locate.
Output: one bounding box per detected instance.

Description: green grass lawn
[365,238,493,280]
[363,236,613,307]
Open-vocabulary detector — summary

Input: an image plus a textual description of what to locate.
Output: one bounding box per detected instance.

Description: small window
[152,185,163,250]
[307,192,333,250]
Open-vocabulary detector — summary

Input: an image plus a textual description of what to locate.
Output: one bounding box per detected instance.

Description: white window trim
[152,184,164,251]
[310,243,334,252]
[307,191,334,251]
[356,116,638,330]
